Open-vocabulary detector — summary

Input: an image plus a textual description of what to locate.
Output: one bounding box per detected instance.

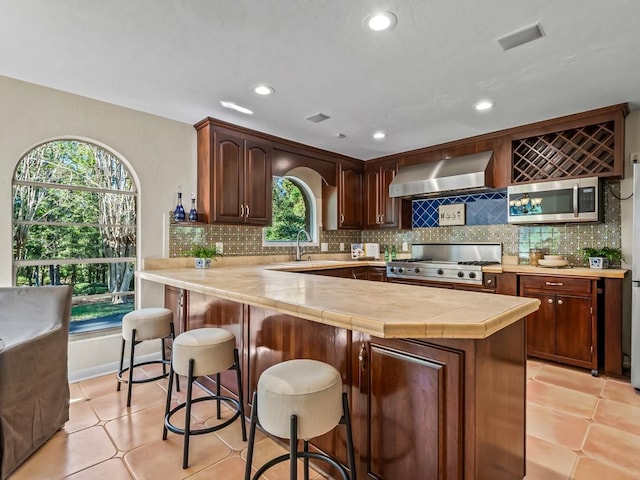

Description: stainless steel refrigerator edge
[632,160,640,388]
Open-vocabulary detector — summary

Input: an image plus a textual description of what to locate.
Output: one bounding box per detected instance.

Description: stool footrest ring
[164,395,243,436]
[116,359,171,385]
[250,448,350,480]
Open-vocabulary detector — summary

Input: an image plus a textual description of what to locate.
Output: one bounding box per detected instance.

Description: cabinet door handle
[547,298,554,304]
[557,299,564,305]
[486,279,493,285]
[340,213,344,223]
[240,204,244,217]
[246,205,250,217]
[358,343,366,370]
[545,282,564,286]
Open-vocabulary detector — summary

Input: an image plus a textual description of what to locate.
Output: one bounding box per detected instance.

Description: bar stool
[116,307,177,407]
[163,327,247,469]
[244,359,356,480]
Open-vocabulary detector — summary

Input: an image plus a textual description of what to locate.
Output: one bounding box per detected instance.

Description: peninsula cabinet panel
[186,291,244,396]
[164,285,187,357]
[196,120,272,225]
[246,306,351,471]
[357,338,463,480]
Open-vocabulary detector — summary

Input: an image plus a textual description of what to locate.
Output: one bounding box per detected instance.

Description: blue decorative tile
[412,190,507,227]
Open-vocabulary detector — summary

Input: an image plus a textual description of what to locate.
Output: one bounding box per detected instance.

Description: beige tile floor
[8,360,640,479]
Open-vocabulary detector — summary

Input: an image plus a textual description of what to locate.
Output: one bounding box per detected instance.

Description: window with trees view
[12,140,137,333]
[264,176,314,243]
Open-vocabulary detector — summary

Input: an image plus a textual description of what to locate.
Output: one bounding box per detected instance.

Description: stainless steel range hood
[389,151,494,198]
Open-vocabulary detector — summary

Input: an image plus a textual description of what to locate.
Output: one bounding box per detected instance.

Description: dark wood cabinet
[185,291,245,395]
[367,266,387,282]
[305,266,387,282]
[339,164,363,229]
[363,162,411,229]
[164,285,187,357]
[355,336,463,479]
[520,275,599,375]
[196,120,272,225]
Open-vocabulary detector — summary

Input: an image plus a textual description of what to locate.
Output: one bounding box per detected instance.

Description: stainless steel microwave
[507,177,601,224]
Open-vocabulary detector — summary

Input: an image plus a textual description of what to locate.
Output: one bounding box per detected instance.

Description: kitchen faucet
[295,229,312,261]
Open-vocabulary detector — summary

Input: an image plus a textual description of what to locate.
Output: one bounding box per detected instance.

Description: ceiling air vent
[497,23,545,51]
[305,112,331,123]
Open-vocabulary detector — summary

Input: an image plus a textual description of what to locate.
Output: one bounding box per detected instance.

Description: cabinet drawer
[520,275,592,294]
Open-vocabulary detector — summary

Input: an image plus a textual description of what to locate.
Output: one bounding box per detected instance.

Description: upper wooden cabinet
[339,164,363,229]
[509,104,628,184]
[323,162,363,230]
[195,119,272,225]
[363,161,411,230]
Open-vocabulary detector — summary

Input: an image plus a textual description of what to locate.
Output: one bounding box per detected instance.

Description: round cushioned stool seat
[122,307,172,341]
[172,328,235,377]
[258,359,343,440]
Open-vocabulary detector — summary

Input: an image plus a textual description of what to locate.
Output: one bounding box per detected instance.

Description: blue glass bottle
[188,193,198,222]
[174,190,186,222]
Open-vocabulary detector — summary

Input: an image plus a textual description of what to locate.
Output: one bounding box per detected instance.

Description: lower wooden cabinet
[305,265,387,282]
[356,337,463,479]
[519,275,599,375]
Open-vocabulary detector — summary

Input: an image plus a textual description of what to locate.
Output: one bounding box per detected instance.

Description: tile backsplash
[169,180,622,268]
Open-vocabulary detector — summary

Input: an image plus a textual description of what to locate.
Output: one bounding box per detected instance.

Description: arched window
[264,176,316,244]
[12,139,137,333]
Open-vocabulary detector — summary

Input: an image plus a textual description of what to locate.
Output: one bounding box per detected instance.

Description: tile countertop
[483,264,628,278]
[137,260,540,340]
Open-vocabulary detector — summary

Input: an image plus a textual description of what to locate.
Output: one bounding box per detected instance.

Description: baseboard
[67,351,162,383]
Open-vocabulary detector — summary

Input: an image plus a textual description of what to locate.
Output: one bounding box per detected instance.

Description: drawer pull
[545,281,564,286]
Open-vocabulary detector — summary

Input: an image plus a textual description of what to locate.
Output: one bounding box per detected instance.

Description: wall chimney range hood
[388,151,494,198]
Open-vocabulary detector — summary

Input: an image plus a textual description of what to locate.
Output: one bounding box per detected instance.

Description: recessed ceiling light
[373,131,386,140]
[364,11,397,31]
[253,84,274,96]
[475,101,493,111]
[220,101,253,115]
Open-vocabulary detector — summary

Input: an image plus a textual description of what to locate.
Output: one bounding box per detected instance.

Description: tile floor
[8,360,640,479]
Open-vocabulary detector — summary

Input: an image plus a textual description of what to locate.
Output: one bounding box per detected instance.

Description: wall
[0,75,197,379]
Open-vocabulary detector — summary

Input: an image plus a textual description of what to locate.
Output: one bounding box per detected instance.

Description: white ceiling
[2,0,639,160]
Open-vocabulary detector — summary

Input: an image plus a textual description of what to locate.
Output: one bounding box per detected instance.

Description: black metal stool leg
[183,358,195,469]
[216,372,221,419]
[116,337,126,392]
[234,349,247,441]
[170,324,180,393]
[244,392,258,480]
[290,414,298,480]
[303,440,310,480]
[163,363,175,440]
[342,392,357,479]
[126,328,137,407]
[161,337,167,376]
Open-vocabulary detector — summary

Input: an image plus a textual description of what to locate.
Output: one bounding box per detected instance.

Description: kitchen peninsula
[137,262,540,480]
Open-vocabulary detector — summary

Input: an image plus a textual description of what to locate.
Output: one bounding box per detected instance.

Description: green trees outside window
[265,177,312,242]
[12,140,138,329]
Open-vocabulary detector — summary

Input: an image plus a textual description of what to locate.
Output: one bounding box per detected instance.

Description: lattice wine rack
[511,121,615,183]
